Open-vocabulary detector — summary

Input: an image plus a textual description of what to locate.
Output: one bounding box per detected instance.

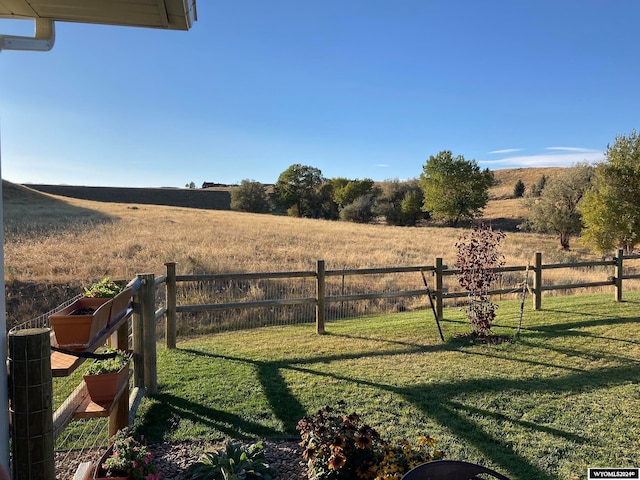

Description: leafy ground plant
[297,402,443,480]
[181,440,273,480]
[101,427,159,480]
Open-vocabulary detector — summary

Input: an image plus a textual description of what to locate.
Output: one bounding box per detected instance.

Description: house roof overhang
[0,0,197,30]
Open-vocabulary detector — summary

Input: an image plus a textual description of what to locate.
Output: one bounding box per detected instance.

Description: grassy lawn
[135,292,640,480]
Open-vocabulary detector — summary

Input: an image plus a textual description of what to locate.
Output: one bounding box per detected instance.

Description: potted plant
[50,278,130,349]
[84,277,123,299]
[94,428,159,480]
[84,277,132,326]
[49,296,112,350]
[83,347,131,405]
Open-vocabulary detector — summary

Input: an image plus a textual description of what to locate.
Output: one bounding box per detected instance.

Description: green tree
[230,179,272,213]
[581,130,640,254]
[529,175,547,197]
[274,164,325,218]
[340,194,376,223]
[331,178,375,209]
[419,151,494,226]
[520,163,593,250]
[374,179,424,226]
[185,181,196,189]
[513,179,525,198]
[316,181,340,220]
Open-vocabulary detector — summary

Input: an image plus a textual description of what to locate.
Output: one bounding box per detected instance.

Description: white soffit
[0,0,197,30]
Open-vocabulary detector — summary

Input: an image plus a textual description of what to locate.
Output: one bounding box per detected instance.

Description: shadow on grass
[3,181,114,238]
[136,392,282,441]
[150,312,640,480]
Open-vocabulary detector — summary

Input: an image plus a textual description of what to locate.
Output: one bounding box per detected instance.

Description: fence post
[534,252,542,310]
[8,328,56,480]
[133,276,145,389]
[139,273,158,395]
[316,260,326,334]
[615,249,623,302]
[165,262,177,349]
[435,258,443,320]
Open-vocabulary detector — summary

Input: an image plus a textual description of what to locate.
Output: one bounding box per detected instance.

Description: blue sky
[0,1,638,188]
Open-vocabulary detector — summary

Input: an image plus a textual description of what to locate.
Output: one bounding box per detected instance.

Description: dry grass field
[3,167,607,326]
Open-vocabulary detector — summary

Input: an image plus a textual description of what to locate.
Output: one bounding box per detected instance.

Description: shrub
[297,402,443,480]
[230,180,272,214]
[340,195,375,223]
[374,180,424,226]
[182,440,273,480]
[102,428,159,480]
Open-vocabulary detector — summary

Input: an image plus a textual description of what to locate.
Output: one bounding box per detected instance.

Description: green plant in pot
[84,277,123,298]
[83,347,131,405]
[84,277,133,327]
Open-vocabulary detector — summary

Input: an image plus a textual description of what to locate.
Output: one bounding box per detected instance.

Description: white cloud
[376,164,390,168]
[545,147,600,153]
[489,148,523,154]
[481,151,604,169]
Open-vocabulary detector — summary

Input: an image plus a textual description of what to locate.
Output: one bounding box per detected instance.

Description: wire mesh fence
[8,293,135,478]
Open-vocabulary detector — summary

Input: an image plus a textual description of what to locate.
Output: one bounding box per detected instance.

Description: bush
[231,180,272,214]
[101,428,159,480]
[340,195,375,223]
[182,440,273,480]
[297,402,443,480]
[374,180,424,226]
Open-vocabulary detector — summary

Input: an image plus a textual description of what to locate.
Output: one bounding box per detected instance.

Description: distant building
[202,182,217,189]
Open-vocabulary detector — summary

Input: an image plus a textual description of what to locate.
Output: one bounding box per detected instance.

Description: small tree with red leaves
[455,223,505,336]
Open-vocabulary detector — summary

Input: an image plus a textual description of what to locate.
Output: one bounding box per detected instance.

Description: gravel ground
[56,439,307,479]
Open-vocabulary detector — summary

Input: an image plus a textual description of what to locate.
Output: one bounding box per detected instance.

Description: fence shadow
[165,330,639,480]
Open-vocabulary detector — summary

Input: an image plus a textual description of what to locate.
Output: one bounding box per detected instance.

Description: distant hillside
[489,167,563,200]
[11,167,566,228]
[483,167,564,230]
[3,181,111,227]
[26,184,231,210]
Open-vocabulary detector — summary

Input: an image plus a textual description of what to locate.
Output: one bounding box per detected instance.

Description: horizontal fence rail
[162,249,640,346]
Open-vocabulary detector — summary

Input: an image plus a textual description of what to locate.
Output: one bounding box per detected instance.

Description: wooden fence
[6,274,160,480]
[161,249,640,346]
[6,249,640,478]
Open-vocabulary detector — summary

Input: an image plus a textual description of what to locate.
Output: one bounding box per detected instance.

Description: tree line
[231,150,493,227]
[229,130,640,255]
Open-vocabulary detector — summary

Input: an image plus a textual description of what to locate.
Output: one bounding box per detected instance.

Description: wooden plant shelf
[51,308,133,377]
[74,371,132,419]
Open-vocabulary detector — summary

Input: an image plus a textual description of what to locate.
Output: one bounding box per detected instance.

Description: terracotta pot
[108,287,132,326]
[83,357,131,404]
[50,298,112,350]
[93,445,129,480]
